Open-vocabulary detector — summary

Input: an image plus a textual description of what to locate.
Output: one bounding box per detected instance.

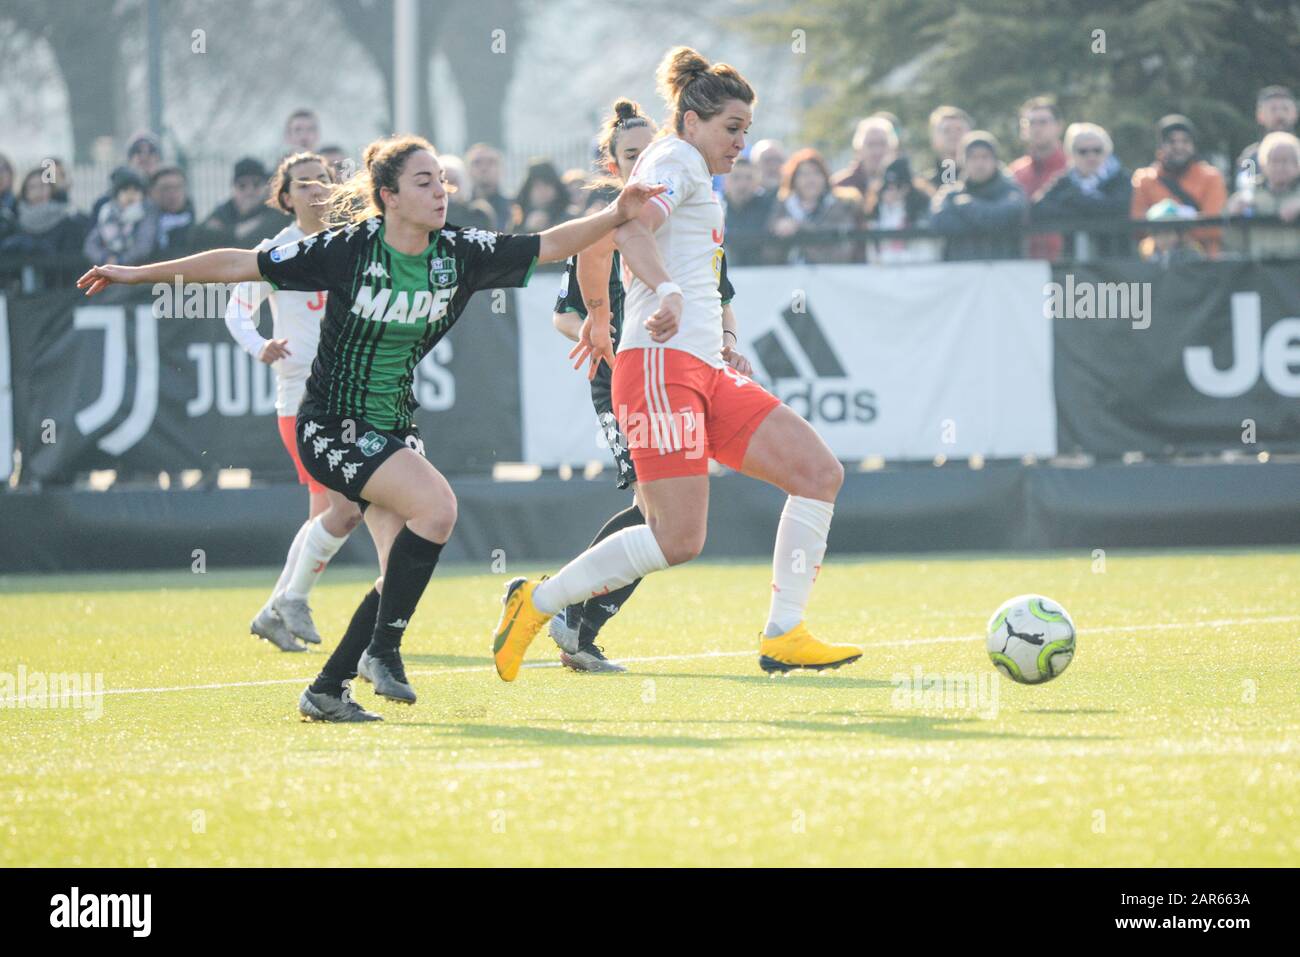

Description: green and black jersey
[553,248,735,353]
[258,216,539,430]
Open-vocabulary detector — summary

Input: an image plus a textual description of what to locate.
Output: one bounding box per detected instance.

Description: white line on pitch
[4,614,1296,706]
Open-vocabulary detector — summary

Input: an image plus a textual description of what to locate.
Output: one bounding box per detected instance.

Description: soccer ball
[986,594,1076,685]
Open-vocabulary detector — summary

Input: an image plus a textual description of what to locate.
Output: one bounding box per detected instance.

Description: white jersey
[620,136,726,368]
[223,223,328,415]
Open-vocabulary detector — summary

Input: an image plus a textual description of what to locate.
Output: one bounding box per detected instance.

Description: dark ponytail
[655,46,755,134]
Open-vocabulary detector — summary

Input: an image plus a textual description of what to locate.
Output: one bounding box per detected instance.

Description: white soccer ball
[986,594,1077,684]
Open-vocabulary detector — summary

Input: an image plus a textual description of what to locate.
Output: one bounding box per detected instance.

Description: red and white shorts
[612,347,780,482]
[278,415,326,496]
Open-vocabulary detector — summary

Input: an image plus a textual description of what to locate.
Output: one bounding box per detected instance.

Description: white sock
[532,526,668,615]
[283,517,349,600]
[269,519,312,606]
[765,496,834,637]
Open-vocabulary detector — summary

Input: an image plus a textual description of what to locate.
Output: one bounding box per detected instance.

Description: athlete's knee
[651,521,706,566]
[791,453,843,500]
[322,502,363,536]
[408,488,457,542]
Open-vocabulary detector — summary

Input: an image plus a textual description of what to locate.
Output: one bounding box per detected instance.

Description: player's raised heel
[251,606,305,652]
[493,577,552,682]
[758,623,862,673]
[272,594,322,644]
[549,604,582,654]
[357,648,417,704]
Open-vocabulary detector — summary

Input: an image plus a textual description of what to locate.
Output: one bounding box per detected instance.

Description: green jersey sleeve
[453,227,541,293]
[256,226,356,295]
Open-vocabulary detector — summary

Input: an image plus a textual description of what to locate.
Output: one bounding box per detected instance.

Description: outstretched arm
[535,182,666,264]
[77,248,262,297]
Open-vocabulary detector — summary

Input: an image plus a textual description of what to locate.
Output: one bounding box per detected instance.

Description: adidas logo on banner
[752,303,876,424]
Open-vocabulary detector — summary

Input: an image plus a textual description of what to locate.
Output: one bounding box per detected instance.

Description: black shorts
[591,365,635,490]
[295,413,426,504]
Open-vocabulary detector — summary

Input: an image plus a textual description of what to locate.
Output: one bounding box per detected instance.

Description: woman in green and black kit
[549,99,751,672]
[78,134,665,722]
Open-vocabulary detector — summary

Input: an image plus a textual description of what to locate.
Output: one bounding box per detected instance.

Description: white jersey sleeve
[633,142,698,218]
[620,137,727,367]
[224,276,271,359]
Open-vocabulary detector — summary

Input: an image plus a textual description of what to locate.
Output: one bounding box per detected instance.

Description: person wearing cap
[1141,197,1205,264]
[863,155,938,264]
[929,130,1027,261]
[198,156,291,248]
[1131,114,1226,254]
[1237,86,1297,173]
[83,166,157,266]
[90,130,164,223]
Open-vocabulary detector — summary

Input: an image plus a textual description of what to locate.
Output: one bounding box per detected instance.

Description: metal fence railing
[3,214,1295,296]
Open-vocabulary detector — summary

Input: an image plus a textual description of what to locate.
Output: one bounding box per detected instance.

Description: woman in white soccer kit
[548,96,752,673]
[224,152,365,651]
[493,47,864,679]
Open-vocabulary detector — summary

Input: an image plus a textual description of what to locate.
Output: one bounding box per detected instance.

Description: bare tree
[0,0,134,161]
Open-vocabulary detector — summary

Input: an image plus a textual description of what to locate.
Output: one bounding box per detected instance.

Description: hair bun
[613,98,640,122]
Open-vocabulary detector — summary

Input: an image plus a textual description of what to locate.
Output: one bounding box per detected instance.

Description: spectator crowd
[3,87,1299,294]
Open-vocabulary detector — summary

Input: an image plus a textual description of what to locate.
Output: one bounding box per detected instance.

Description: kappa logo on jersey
[461,227,497,252]
[752,303,877,424]
[301,234,318,254]
[365,217,382,238]
[363,261,390,280]
[429,257,457,288]
[269,241,299,263]
[350,286,455,325]
[357,430,388,457]
[440,229,458,243]
[321,229,340,248]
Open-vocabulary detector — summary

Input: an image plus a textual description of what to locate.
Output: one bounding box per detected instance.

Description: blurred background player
[223,152,364,651]
[493,47,862,681]
[548,96,748,673]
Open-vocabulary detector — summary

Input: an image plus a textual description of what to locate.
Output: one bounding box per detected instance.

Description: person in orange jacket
[1131,114,1227,254]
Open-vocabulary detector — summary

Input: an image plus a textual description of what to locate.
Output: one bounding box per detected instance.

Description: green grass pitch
[2,549,1297,867]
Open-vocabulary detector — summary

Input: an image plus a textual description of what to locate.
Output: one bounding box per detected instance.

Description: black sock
[575,504,645,644]
[310,587,380,696]
[368,526,444,656]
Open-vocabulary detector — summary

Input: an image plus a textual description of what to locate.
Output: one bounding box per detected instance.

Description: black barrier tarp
[2,464,1296,573]
[5,284,522,481]
[1052,260,1300,457]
